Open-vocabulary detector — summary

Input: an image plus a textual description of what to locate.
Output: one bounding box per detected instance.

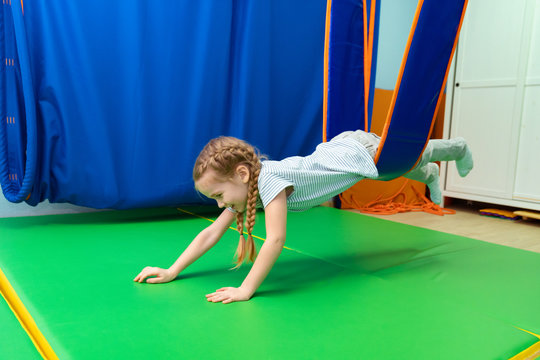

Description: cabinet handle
[455,83,460,87]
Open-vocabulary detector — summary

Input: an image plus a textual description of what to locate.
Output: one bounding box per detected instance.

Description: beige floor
[345,199,540,254]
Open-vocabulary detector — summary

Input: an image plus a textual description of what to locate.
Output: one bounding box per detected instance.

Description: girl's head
[193,136,263,267]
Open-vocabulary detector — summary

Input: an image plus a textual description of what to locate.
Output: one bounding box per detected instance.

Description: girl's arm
[134,208,236,283]
[206,190,287,303]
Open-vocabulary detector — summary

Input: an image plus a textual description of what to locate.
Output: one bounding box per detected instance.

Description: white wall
[0,198,97,218]
[375,0,418,90]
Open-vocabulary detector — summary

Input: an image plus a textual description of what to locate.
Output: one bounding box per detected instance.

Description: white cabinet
[442,0,540,211]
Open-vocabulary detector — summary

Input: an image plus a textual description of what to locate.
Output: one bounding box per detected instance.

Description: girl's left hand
[206,286,252,304]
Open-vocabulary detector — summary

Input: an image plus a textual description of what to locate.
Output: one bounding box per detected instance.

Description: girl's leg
[330,130,380,158]
[404,137,473,204]
[403,163,442,204]
[416,137,473,177]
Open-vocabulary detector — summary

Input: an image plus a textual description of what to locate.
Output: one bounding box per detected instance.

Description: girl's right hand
[133,266,175,284]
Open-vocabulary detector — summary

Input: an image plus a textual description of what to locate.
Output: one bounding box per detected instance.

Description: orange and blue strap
[374,0,468,180]
[324,0,468,181]
[323,0,379,142]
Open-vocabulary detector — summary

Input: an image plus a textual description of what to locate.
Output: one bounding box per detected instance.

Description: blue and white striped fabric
[257,137,379,212]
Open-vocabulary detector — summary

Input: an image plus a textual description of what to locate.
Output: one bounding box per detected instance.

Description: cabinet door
[446,0,529,199]
[514,1,540,203]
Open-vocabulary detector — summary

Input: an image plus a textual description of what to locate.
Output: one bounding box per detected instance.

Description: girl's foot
[426,163,442,205]
[455,138,473,177]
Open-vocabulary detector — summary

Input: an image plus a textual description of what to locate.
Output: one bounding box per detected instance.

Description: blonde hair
[193,136,263,268]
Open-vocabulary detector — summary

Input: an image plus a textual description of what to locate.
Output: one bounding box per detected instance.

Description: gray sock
[426,163,442,205]
[455,139,473,177]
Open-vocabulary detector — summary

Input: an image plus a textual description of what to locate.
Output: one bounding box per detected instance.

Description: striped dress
[257,137,378,212]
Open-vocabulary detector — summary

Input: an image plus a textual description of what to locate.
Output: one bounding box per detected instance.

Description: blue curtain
[1,1,326,209]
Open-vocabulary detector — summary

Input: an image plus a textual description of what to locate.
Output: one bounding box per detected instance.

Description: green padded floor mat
[0,289,41,359]
[0,206,539,359]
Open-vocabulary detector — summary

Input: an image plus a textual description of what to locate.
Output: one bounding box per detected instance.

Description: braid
[233,147,261,268]
[234,211,246,264]
[193,136,264,268]
[244,166,260,262]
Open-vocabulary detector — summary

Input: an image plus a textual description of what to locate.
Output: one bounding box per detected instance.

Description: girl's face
[195,166,250,213]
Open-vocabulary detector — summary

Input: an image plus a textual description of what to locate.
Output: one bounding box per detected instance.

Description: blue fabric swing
[1,0,468,209]
[1,1,326,209]
[324,0,468,180]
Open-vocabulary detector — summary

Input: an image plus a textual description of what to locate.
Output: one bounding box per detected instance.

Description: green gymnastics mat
[0,285,41,359]
[0,206,539,359]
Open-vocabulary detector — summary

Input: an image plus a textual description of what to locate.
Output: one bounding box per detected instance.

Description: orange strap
[339,179,455,216]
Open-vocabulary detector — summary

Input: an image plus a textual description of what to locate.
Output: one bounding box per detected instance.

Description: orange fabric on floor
[339,178,455,216]
[339,88,449,215]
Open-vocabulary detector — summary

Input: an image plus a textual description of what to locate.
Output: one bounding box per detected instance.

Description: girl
[134,131,473,304]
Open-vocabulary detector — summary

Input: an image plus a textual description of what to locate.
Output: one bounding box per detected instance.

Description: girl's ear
[236,165,250,184]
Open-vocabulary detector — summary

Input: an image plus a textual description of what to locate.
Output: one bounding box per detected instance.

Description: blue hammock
[1,1,326,209]
[324,0,468,180]
[1,0,468,209]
